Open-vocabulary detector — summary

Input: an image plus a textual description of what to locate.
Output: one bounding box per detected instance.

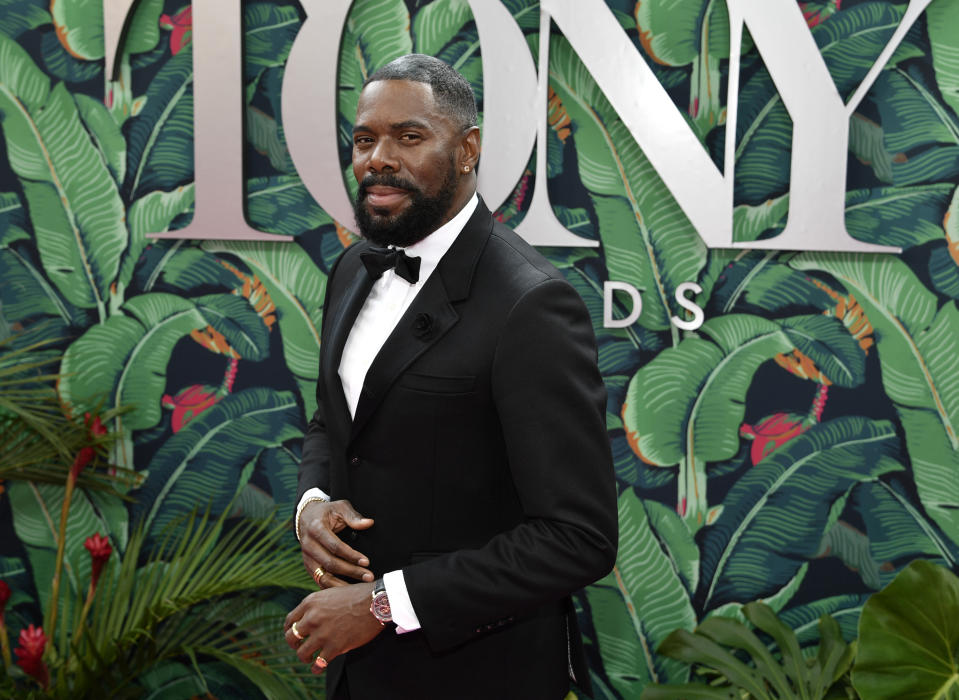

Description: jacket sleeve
[402,277,618,652]
[296,250,346,508]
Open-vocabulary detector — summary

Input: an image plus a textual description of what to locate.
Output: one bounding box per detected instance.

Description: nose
[368,138,399,174]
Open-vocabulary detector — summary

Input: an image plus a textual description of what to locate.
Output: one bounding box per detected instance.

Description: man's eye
[400,133,421,141]
[354,136,373,146]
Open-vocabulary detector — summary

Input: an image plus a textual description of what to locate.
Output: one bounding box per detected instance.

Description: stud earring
[463,165,470,172]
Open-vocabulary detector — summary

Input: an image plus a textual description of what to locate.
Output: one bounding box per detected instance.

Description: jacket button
[350,456,359,465]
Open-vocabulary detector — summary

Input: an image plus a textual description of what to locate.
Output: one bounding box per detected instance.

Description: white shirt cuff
[295,487,330,541]
[383,569,421,634]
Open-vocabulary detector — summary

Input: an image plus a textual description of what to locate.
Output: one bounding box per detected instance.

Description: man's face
[351,80,465,247]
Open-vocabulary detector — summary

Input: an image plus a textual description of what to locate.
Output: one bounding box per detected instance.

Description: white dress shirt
[297,193,479,633]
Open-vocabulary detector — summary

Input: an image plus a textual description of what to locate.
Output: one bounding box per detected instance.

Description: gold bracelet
[295,496,329,541]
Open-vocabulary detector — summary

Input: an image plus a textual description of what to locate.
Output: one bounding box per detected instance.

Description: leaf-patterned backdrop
[1,0,958,697]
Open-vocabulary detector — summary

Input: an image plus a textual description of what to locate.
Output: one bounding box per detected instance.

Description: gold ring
[291,621,304,641]
[314,656,328,669]
[313,566,324,582]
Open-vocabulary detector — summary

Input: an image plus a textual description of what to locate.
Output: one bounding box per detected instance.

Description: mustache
[357,174,420,200]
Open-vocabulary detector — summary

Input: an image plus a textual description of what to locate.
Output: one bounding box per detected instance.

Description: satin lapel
[348,200,493,442]
[348,275,457,441]
[321,263,374,438]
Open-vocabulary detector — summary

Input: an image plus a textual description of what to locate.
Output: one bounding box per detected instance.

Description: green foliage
[7,506,317,698]
[2,0,959,697]
[586,490,697,697]
[0,334,131,489]
[643,602,856,700]
[852,559,959,700]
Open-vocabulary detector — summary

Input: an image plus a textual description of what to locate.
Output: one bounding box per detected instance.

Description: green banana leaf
[0,0,49,40]
[49,0,162,61]
[125,46,194,198]
[120,183,196,292]
[816,520,883,590]
[698,417,902,610]
[929,183,959,300]
[0,190,27,241]
[732,196,790,243]
[137,244,237,294]
[852,479,959,578]
[246,175,335,237]
[133,388,302,538]
[732,4,909,207]
[8,480,126,626]
[413,0,472,57]
[792,253,959,545]
[622,313,862,468]
[338,0,413,136]
[246,106,295,173]
[0,245,81,326]
[254,445,300,515]
[927,0,959,120]
[75,93,126,184]
[585,489,697,697]
[814,3,905,101]
[243,3,301,82]
[872,67,959,186]
[845,183,954,248]
[849,113,894,184]
[548,34,707,334]
[704,252,836,315]
[202,238,325,416]
[59,292,272,431]
[779,593,868,647]
[49,0,103,60]
[931,244,959,300]
[853,559,959,700]
[634,0,729,137]
[0,41,126,313]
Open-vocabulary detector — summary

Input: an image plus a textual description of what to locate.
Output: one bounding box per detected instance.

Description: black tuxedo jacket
[299,200,617,699]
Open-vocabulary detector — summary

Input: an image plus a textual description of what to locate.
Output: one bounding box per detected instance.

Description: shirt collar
[399,192,479,272]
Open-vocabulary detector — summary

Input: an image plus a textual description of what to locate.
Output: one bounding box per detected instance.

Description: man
[285,54,617,699]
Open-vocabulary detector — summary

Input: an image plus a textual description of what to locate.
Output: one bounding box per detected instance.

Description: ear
[459,126,481,172]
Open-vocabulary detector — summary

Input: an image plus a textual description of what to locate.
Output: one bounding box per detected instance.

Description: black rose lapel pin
[412,312,433,340]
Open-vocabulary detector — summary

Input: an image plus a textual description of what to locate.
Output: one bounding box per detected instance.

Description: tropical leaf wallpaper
[1,0,958,697]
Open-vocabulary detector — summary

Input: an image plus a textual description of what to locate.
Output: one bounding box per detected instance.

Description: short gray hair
[364,54,478,131]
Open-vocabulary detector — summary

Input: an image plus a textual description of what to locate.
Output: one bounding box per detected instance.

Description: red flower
[160,6,193,55]
[740,412,809,465]
[70,446,96,479]
[85,412,107,438]
[162,384,222,433]
[84,533,113,589]
[14,624,48,687]
[799,0,841,28]
[70,414,108,479]
[0,579,10,620]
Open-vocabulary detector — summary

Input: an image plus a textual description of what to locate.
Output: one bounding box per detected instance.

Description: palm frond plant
[2,506,317,698]
[0,333,318,697]
[0,333,134,491]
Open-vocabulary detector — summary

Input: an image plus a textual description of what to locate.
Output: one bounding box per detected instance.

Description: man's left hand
[284,582,385,673]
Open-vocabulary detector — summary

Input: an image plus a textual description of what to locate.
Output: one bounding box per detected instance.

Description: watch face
[371,592,392,622]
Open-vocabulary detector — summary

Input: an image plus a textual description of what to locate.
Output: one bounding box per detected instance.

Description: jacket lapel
[322,261,375,442]
[348,200,493,442]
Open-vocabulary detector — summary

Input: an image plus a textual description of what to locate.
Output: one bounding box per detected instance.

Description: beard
[353,161,458,247]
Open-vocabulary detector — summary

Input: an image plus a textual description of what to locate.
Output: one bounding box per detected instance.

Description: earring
[463,165,470,172]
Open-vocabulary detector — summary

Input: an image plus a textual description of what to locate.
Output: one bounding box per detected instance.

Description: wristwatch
[370,578,392,625]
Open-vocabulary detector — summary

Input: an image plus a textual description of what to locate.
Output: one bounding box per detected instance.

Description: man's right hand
[299,499,374,588]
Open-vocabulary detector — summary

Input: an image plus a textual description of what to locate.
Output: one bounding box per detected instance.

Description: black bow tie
[360,246,421,284]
